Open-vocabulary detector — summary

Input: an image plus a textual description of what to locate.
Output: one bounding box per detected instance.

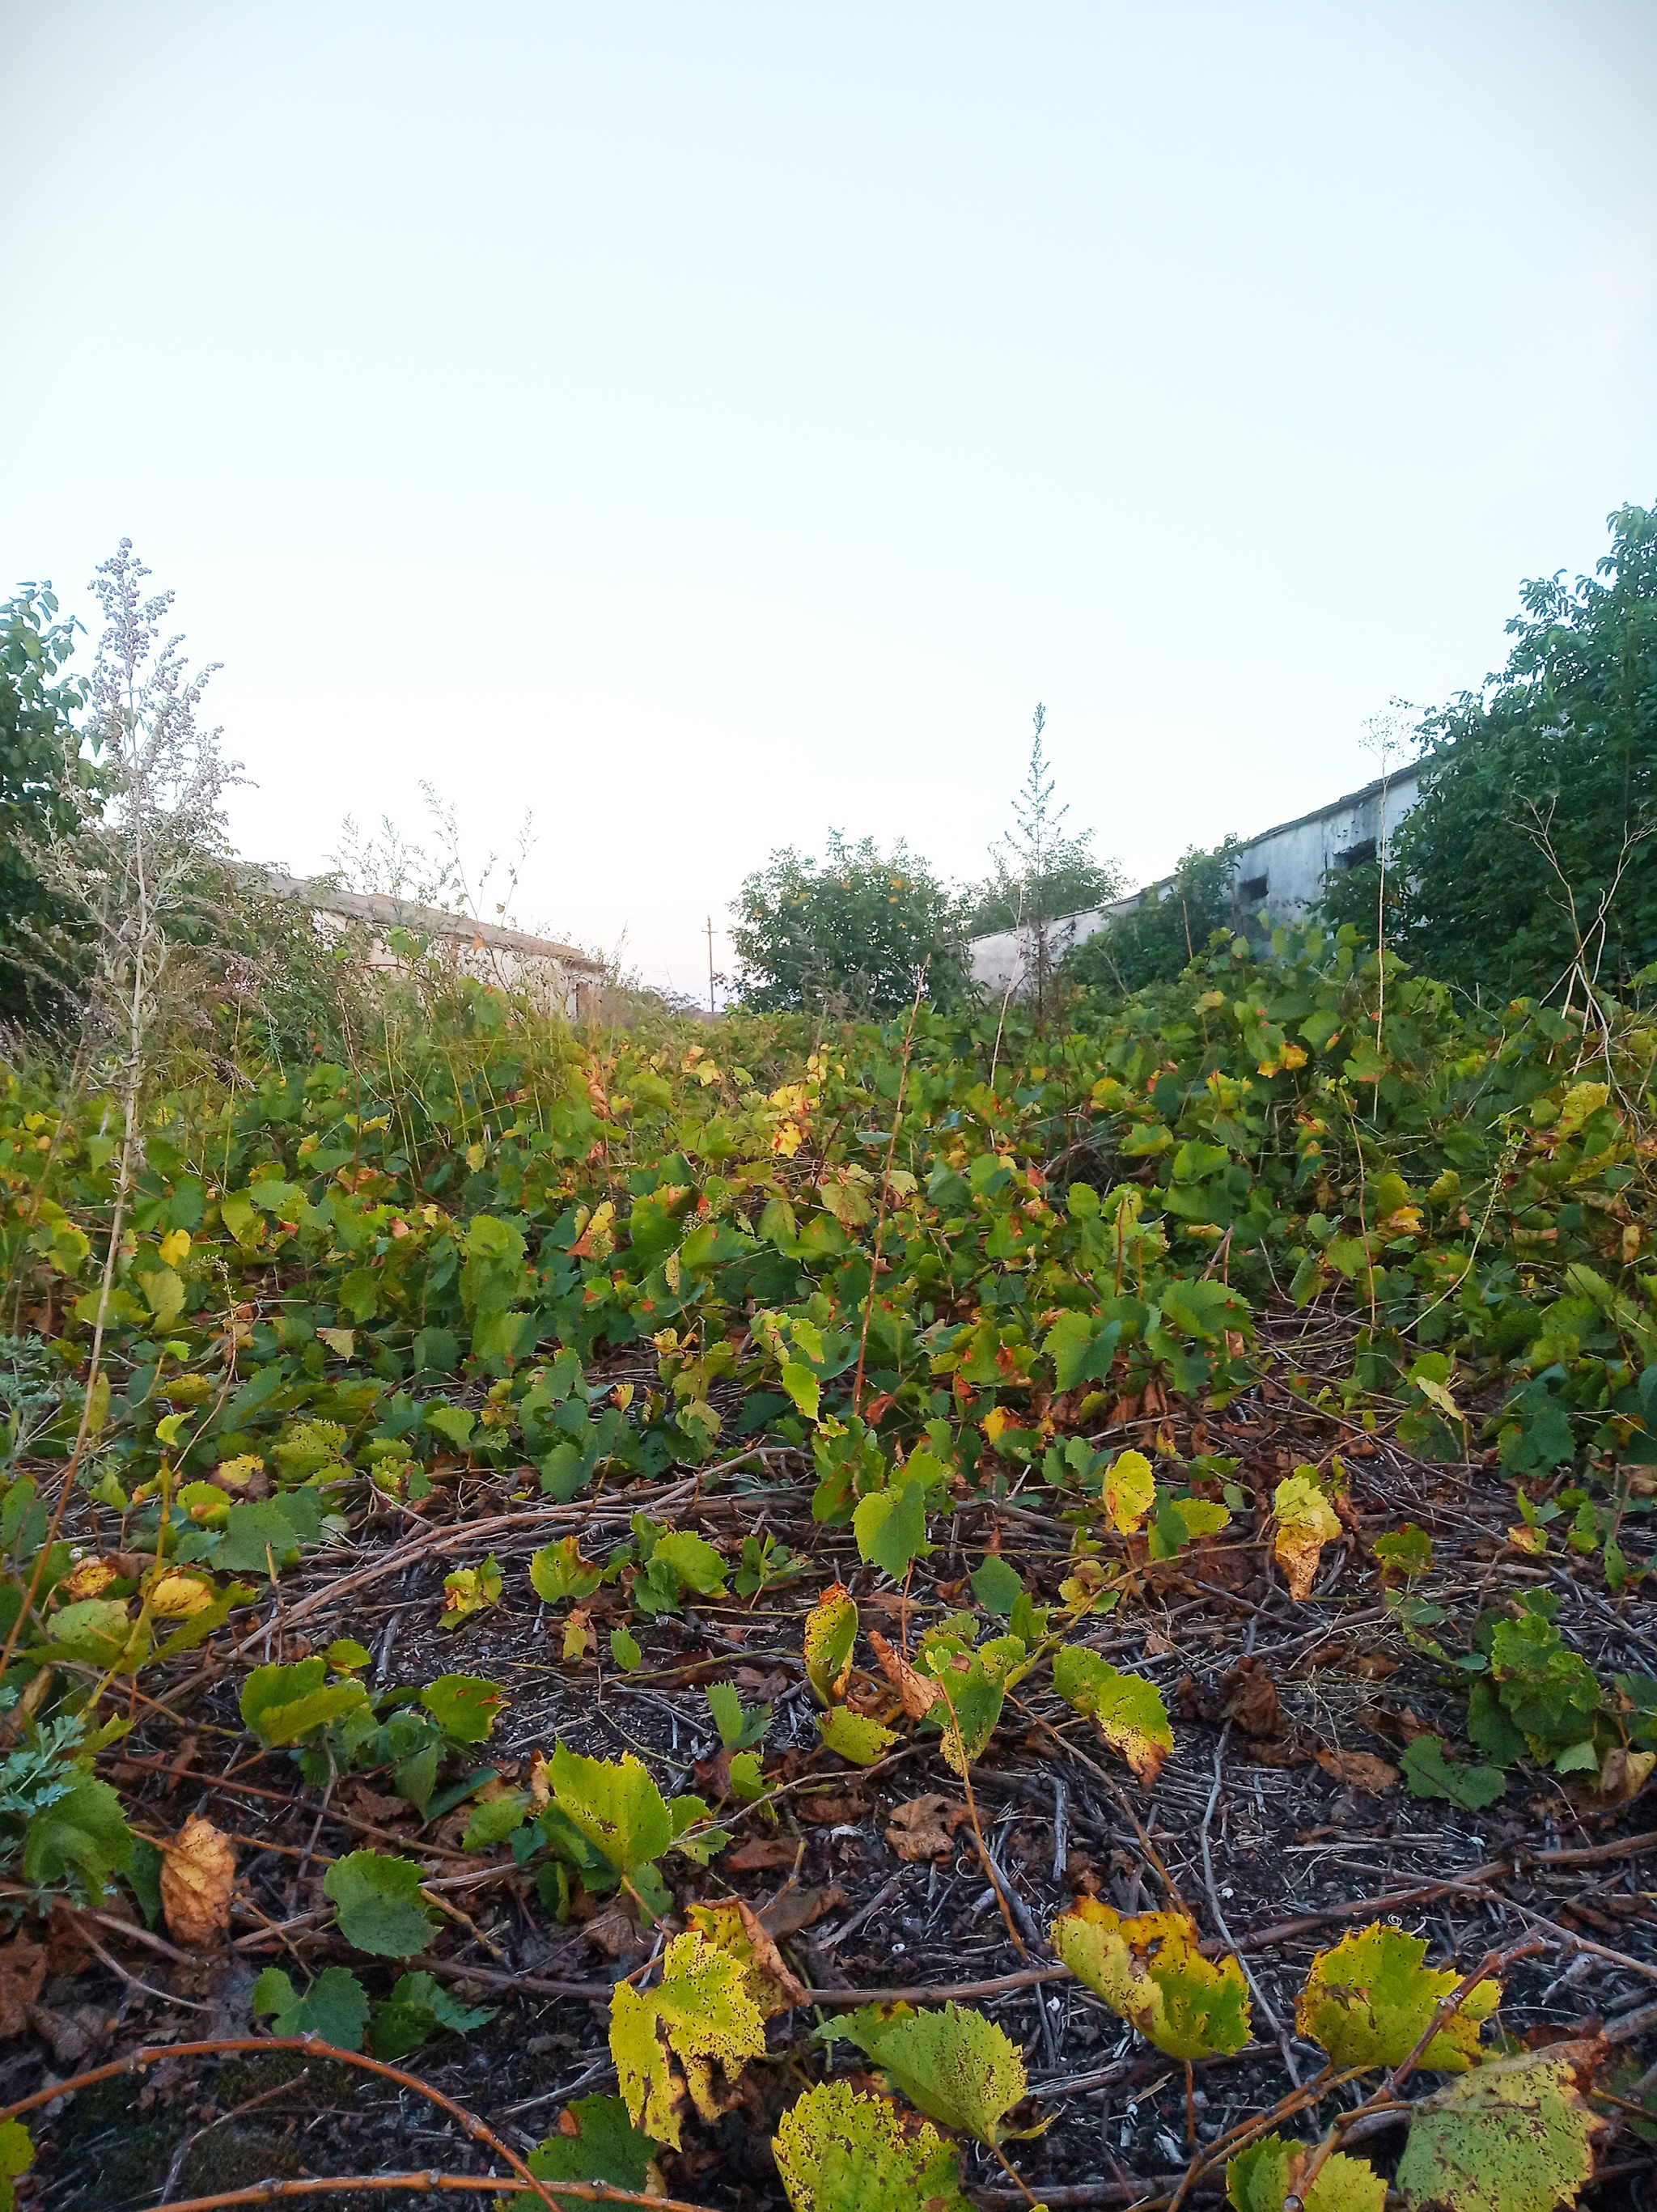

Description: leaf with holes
[1051,1647,1173,1785]
[323,1850,439,1958]
[804,1584,858,1705]
[1394,2049,1602,2212]
[530,1536,604,1604]
[1297,1926,1499,2072]
[609,1930,766,2148]
[1052,1901,1251,2062]
[827,2002,1029,2146]
[549,1744,672,1881]
[773,2079,971,2212]
[685,1897,808,2018]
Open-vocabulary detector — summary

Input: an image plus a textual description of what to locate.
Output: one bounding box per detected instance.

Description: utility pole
[706,916,716,1015]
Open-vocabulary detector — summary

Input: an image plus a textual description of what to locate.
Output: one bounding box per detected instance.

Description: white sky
[4,2,1655,998]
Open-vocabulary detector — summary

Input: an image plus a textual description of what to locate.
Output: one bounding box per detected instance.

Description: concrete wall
[240,867,608,1017]
[968,761,1423,995]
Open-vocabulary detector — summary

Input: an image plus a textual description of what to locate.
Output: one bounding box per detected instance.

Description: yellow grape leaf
[685,1897,808,2018]
[803,1583,858,1706]
[1273,1469,1341,1600]
[1050,1646,1172,1784]
[1104,1448,1156,1535]
[440,1552,502,1628]
[831,2002,1028,2146]
[1052,1899,1251,2062]
[1297,1926,1499,2072]
[773,2079,971,2212]
[563,1606,592,1662]
[1394,2049,1602,2212]
[609,1930,766,2148]
[1227,2134,1384,2212]
[817,1707,899,1765]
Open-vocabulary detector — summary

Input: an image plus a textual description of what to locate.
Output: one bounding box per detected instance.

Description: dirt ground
[19,1309,1657,2211]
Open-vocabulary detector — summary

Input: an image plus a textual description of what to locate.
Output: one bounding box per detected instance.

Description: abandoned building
[968,760,1424,995]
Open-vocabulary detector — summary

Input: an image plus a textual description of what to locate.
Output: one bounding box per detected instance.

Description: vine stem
[934,1674,1027,1960]
[852,958,928,1415]
[124,2177,713,2210]
[0,2036,567,2211]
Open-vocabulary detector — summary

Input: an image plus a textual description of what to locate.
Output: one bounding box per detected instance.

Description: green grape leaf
[462,1792,528,1850]
[971,1553,1024,1616]
[217,1490,322,1574]
[22,1773,133,1896]
[817,1707,899,1765]
[550,1744,672,1877]
[1227,2134,1384,2212]
[239,1659,369,1747]
[530,2095,659,2192]
[609,1930,767,2149]
[773,2079,971,2212]
[854,1478,932,1580]
[1052,1900,1251,2062]
[609,1626,642,1670]
[369,1969,494,2058]
[1052,1647,1173,1784]
[1043,1310,1122,1392]
[253,1964,371,2051]
[1395,2050,1602,2212]
[829,2002,1028,2146]
[706,1680,745,1748]
[924,1636,1024,1773]
[1401,1735,1507,1810]
[421,1673,506,1742]
[1373,1524,1435,1580]
[804,1583,858,1705]
[322,1850,439,1957]
[1296,1926,1499,2071]
[652,1528,729,1597]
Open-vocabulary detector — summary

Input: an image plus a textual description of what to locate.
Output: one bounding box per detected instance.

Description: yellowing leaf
[773,2079,970,2212]
[1297,1925,1499,2073]
[550,1745,672,1876]
[803,1584,858,1706]
[1227,2134,1384,2212]
[1273,1469,1341,1600]
[1052,1899,1251,2062]
[1394,2049,1602,2212]
[1104,1448,1156,1535]
[684,1897,807,2017]
[830,2002,1028,2146]
[609,1930,766,2149]
[1051,1646,1173,1784]
[148,1571,214,1620]
[157,1227,192,1268]
[563,1606,593,1662]
[817,1707,898,1765]
[440,1552,502,1628]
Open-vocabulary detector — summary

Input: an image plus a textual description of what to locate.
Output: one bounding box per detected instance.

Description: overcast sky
[4,3,1655,996]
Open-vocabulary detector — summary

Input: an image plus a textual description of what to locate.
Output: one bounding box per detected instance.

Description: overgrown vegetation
[0,528,1653,2211]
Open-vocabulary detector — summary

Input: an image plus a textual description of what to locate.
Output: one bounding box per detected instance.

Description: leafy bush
[731,832,971,1011]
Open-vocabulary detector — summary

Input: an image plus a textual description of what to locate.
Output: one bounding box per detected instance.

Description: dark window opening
[1337,839,1377,870]
[1238,875,1268,901]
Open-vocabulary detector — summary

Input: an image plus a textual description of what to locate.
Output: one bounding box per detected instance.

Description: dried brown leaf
[1316,1748,1401,1794]
[161,1816,235,1949]
[884,1794,971,1862]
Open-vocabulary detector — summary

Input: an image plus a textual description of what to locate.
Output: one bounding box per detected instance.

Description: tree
[0,584,93,1025]
[1065,837,1239,999]
[968,706,1122,1018]
[1375,502,1657,1002]
[730,832,970,1013]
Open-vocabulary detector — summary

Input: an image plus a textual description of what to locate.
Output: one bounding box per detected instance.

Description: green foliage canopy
[0,584,92,1024]
[731,832,970,1012]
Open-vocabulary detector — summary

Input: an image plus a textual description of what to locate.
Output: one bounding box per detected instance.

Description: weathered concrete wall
[241,867,608,1016]
[969,762,1422,995]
